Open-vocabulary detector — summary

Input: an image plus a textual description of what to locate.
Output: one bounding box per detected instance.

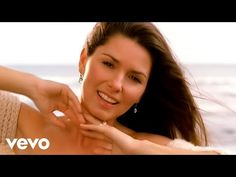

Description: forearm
[136,140,220,155]
[0,66,39,99]
[134,132,221,154]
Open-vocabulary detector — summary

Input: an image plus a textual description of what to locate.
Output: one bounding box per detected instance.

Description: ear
[79,47,88,75]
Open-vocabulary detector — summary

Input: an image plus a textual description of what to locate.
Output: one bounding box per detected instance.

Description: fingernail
[99,121,107,126]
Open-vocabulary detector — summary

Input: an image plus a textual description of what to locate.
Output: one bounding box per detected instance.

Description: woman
[0,22,224,154]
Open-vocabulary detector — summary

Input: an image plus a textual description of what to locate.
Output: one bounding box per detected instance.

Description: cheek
[124,86,145,106]
[85,63,105,83]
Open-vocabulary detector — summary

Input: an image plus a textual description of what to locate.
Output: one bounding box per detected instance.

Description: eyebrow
[102,53,119,63]
[102,53,148,79]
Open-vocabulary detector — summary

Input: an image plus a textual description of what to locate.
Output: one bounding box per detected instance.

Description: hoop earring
[133,103,138,114]
[79,74,83,84]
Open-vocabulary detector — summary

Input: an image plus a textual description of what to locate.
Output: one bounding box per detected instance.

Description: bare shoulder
[134,132,172,146]
[16,103,49,138]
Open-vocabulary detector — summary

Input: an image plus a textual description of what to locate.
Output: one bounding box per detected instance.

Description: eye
[129,75,142,84]
[102,61,114,68]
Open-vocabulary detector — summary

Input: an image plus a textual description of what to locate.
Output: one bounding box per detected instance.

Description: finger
[67,99,85,124]
[80,123,109,134]
[54,97,84,125]
[48,113,66,128]
[67,94,82,114]
[93,139,113,150]
[56,95,85,124]
[99,141,113,151]
[80,124,134,144]
[68,91,82,113]
[80,124,113,142]
[93,147,112,155]
[63,85,82,114]
[80,130,111,142]
[63,109,85,127]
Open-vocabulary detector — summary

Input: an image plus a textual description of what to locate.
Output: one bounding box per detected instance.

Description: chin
[93,109,116,121]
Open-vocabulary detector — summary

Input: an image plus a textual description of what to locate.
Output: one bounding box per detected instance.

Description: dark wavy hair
[85,22,208,146]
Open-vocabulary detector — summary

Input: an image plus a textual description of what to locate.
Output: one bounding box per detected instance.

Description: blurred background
[1,22,235,153]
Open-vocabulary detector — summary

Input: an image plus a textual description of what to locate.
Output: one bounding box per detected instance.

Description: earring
[134,104,138,114]
[79,74,83,83]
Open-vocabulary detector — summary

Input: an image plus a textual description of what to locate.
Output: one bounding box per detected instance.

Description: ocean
[7,64,236,153]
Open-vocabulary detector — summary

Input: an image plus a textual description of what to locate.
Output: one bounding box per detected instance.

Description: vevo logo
[6,138,50,150]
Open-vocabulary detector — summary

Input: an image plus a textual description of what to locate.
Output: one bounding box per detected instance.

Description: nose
[107,74,123,92]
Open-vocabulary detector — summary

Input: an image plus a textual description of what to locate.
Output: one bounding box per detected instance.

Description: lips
[97,91,119,105]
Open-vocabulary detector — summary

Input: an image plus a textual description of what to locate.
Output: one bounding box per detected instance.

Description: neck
[79,98,115,126]
[51,117,111,154]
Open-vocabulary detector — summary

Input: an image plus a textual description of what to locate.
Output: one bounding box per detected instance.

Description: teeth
[98,91,117,104]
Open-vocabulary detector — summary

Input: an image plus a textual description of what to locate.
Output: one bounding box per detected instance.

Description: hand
[56,115,112,155]
[80,123,139,154]
[31,79,85,127]
[79,113,114,154]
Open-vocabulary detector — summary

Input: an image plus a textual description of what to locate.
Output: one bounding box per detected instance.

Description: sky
[1,22,236,65]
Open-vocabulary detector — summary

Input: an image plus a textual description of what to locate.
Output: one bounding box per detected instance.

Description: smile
[97,91,118,104]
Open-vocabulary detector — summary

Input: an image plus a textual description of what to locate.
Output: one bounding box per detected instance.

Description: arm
[0,66,84,126]
[80,123,222,154]
[0,66,38,98]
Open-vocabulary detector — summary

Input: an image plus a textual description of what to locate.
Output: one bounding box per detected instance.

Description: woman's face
[79,34,152,123]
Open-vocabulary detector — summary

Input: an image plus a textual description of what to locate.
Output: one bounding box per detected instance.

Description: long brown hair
[85,22,208,146]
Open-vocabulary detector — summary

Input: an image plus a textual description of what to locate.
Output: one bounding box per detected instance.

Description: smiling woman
[79,33,152,124]
[0,22,227,154]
